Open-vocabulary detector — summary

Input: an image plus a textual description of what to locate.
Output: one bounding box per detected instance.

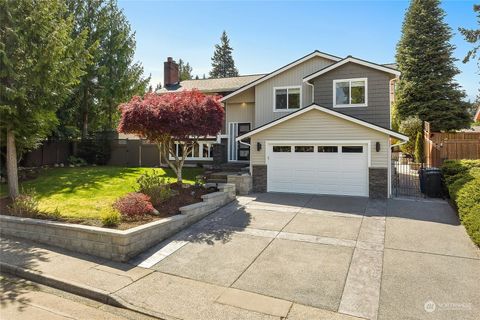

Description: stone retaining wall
[227,174,252,195]
[0,184,235,262]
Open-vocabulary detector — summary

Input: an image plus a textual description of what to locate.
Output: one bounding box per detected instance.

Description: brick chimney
[164,57,179,87]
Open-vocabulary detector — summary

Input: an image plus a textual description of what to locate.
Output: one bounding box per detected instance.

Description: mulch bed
[0,183,212,230]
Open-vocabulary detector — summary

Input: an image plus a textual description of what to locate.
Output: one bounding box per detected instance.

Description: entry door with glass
[228,122,251,161]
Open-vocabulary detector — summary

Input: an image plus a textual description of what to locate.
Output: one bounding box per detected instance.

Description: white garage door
[267,143,368,196]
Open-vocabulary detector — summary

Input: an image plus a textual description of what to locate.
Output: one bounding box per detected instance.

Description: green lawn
[0,166,203,219]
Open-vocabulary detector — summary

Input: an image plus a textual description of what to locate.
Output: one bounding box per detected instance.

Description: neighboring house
[160,53,408,198]
[474,106,480,123]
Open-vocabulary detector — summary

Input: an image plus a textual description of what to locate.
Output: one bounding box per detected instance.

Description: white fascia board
[303,57,401,82]
[220,51,341,102]
[236,104,409,142]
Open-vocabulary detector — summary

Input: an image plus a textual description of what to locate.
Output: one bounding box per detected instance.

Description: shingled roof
[156,74,266,94]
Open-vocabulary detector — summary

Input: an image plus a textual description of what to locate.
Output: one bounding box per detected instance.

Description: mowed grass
[0,166,203,220]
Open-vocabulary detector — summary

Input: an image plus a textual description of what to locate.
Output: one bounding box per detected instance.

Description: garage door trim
[265,140,371,196]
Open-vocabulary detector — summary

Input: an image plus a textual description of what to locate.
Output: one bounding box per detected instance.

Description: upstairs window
[274,87,301,111]
[334,78,367,107]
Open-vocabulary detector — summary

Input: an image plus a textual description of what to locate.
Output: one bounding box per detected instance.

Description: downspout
[237,137,252,175]
[305,80,314,103]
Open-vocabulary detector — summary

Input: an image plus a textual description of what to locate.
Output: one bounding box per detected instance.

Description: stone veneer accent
[0,184,236,262]
[252,165,267,193]
[212,139,228,168]
[369,167,388,199]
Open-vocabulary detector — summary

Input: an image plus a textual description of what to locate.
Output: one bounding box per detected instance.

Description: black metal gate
[391,152,433,198]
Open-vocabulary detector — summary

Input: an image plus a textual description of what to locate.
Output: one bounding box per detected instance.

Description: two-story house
[160,52,408,198]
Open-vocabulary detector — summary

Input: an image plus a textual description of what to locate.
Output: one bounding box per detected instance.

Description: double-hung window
[274,87,301,111]
[333,78,367,107]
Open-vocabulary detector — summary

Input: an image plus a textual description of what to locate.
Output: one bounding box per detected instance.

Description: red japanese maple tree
[118,90,224,182]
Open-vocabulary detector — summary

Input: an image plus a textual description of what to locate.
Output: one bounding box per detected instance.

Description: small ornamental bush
[101,207,121,227]
[113,192,154,219]
[67,156,87,166]
[8,189,40,217]
[136,170,173,205]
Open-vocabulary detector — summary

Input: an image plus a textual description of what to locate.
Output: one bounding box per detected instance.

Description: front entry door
[228,122,251,161]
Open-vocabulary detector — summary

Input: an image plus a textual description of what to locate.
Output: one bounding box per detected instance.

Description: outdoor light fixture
[376,142,381,152]
[257,142,262,151]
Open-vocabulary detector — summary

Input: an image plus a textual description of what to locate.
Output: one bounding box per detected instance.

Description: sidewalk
[0,236,361,320]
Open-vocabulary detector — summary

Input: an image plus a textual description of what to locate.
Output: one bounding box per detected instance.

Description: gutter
[391,140,408,148]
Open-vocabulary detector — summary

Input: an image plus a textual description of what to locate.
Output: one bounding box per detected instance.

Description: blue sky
[119,0,478,101]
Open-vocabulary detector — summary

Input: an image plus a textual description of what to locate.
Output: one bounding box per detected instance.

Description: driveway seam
[383,246,480,260]
[336,206,365,314]
[228,195,314,288]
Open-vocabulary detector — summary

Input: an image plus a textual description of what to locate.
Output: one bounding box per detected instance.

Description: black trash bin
[424,168,443,198]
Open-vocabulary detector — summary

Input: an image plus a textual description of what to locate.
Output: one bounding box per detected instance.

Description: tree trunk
[82,110,88,138]
[81,85,89,138]
[176,169,182,183]
[6,127,19,199]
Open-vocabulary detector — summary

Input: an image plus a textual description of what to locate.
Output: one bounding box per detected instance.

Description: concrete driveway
[128,193,480,320]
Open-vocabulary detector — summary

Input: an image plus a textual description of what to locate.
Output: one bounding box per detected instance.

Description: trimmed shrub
[101,207,121,227]
[136,170,173,206]
[442,160,480,246]
[113,192,154,219]
[441,160,480,183]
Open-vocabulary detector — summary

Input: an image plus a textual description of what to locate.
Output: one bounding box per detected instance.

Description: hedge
[441,160,480,246]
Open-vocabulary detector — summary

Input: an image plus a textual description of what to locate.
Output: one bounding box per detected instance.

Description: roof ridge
[182,73,267,82]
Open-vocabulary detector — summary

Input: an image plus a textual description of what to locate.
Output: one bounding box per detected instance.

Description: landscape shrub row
[441,160,480,246]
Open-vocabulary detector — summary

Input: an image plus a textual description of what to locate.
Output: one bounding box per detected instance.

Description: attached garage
[267,143,368,196]
[237,104,409,198]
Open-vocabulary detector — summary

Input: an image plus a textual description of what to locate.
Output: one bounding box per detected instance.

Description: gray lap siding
[311,62,394,129]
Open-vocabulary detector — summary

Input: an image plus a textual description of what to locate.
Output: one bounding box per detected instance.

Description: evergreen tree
[195,75,199,80]
[60,0,148,137]
[209,31,239,78]
[395,0,470,131]
[178,59,193,81]
[97,0,149,130]
[459,4,480,69]
[154,82,162,91]
[414,132,424,163]
[202,74,206,79]
[0,0,88,197]
[61,0,106,138]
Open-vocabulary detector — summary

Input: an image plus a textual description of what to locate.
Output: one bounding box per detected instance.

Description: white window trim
[273,86,302,112]
[169,141,213,161]
[333,78,368,108]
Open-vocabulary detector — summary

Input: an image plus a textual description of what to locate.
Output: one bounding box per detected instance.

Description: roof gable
[220,51,341,102]
[236,104,408,141]
[303,56,400,82]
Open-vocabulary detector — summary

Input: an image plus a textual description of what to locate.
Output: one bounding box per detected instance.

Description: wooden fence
[424,122,480,167]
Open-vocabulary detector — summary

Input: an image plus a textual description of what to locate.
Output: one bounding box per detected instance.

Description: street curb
[0,261,168,320]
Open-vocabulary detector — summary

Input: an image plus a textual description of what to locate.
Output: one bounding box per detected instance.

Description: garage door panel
[268,143,368,196]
